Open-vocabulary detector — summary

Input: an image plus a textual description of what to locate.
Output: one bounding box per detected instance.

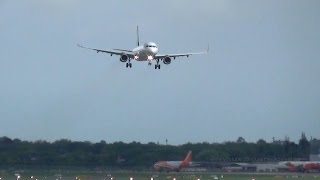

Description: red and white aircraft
[154,151,193,172]
[279,161,320,172]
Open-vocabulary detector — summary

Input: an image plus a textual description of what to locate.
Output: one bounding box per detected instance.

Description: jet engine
[163,56,171,64]
[120,54,129,62]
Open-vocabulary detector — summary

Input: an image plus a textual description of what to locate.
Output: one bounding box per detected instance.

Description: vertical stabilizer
[136,26,140,46]
[183,151,192,162]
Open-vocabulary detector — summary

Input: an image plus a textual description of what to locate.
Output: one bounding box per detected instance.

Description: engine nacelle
[120,54,129,62]
[163,56,171,64]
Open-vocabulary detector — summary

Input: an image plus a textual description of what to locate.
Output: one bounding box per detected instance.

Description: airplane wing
[155,45,209,59]
[113,48,133,53]
[77,44,134,58]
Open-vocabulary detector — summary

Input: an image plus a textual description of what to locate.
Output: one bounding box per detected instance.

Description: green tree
[236,137,246,143]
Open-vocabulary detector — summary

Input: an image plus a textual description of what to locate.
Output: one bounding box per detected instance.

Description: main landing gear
[154,59,161,69]
[126,62,132,68]
[155,64,161,69]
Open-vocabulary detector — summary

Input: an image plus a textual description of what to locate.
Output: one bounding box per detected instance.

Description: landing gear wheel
[154,65,157,69]
[126,62,132,68]
[158,64,161,69]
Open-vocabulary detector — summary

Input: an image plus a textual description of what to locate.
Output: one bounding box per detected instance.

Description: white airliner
[78,26,208,69]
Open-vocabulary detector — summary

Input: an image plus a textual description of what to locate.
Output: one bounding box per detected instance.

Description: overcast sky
[0,0,319,144]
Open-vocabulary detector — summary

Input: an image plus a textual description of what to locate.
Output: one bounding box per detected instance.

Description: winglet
[206,44,210,53]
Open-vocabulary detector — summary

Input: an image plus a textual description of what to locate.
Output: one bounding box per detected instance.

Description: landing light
[134,55,139,59]
[147,55,153,60]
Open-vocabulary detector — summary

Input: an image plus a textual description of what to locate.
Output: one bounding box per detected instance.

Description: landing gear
[126,62,132,68]
[148,61,152,66]
[154,59,160,69]
[155,64,161,69]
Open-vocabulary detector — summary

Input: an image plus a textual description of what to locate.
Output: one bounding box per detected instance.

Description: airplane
[77,26,208,69]
[278,161,320,172]
[153,151,193,172]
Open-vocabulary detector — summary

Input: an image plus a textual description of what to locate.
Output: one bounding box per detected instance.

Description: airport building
[272,137,290,146]
[310,138,320,161]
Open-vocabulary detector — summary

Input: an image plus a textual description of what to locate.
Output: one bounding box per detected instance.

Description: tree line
[0,134,314,168]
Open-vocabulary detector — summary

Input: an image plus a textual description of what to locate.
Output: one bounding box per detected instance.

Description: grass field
[1,172,320,180]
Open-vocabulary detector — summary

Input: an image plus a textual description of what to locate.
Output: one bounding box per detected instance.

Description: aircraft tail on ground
[183,151,192,163]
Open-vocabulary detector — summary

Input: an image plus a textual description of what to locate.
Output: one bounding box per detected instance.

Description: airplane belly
[136,54,147,61]
[135,50,153,61]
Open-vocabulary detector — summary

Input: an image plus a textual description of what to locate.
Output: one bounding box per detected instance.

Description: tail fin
[136,26,140,46]
[183,151,192,162]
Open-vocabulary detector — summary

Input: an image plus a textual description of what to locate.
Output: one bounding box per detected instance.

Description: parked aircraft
[278,161,320,172]
[154,151,193,172]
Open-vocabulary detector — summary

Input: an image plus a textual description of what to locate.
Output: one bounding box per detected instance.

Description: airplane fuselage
[132,42,159,61]
[279,161,320,172]
[154,160,189,171]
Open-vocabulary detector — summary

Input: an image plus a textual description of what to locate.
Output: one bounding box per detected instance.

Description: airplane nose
[148,47,158,54]
[151,48,158,54]
[153,164,158,169]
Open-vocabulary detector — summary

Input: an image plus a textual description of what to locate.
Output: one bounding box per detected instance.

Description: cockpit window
[146,45,157,48]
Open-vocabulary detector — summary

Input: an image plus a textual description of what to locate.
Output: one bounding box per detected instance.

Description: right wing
[155,45,209,59]
[77,44,134,58]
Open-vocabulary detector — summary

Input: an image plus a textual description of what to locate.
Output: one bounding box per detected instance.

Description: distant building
[272,136,290,145]
[310,138,320,161]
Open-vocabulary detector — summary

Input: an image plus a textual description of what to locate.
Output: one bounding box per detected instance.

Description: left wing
[155,45,209,59]
[77,44,134,58]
